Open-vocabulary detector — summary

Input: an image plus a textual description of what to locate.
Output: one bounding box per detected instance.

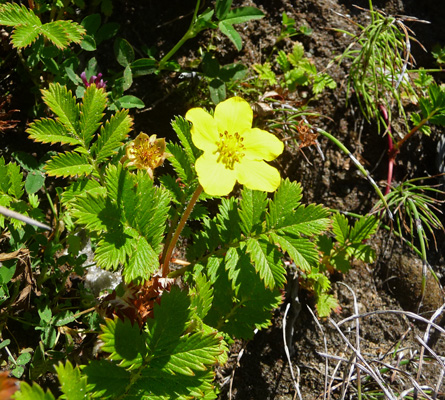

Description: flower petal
[236,160,281,192]
[242,128,284,161]
[214,97,252,135]
[195,153,237,196]
[185,108,219,152]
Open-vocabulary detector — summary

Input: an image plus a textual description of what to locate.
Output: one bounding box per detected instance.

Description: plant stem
[379,105,395,196]
[161,184,203,277]
[158,0,201,70]
[316,128,393,219]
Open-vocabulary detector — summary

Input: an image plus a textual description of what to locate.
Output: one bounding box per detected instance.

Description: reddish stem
[379,105,398,195]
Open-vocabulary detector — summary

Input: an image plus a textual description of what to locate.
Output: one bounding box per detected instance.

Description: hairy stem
[161,184,203,277]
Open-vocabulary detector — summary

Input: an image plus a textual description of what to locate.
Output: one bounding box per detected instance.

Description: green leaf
[81,13,101,35]
[71,193,112,231]
[38,22,71,49]
[209,77,226,104]
[25,171,45,194]
[253,63,277,85]
[13,382,55,400]
[27,118,83,147]
[316,293,339,317]
[332,213,350,245]
[115,95,144,109]
[122,65,133,91]
[215,0,232,20]
[79,85,108,146]
[349,215,378,244]
[218,21,242,51]
[246,236,286,288]
[55,361,88,400]
[94,229,135,270]
[55,20,85,44]
[80,34,96,51]
[171,116,200,163]
[11,25,40,48]
[42,84,80,140]
[270,233,319,272]
[100,317,147,369]
[130,58,157,77]
[267,179,302,228]
[221,7,264,25]
[166,142,195,184]
[7,162,24,199]
[190,271,214,320]
[125,236,159,282]
[275,204,330,237]
[289,42,304,65]
[0,3,41,26]
[205,252,282,338]
[239,187,267,235]
[93,109,132,163]
[83,360,129,399]
[114,37,134,67]
[45,152,93,178]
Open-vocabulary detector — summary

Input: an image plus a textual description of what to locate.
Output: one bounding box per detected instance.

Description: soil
[1,0,445,398]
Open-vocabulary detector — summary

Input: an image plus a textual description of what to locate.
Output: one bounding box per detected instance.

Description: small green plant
[254,41,336,94]
[275,11,313,44]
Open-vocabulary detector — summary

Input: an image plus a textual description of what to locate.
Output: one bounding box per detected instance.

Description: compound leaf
[93,109,132,163]
[79,85,107,147]
[45,151,93,178]
[42,83,80,140]
[27,118,83,146]
[11,24,40,48]
[0,3,41,26]
[13,382,55,400]
[246,235,286,288]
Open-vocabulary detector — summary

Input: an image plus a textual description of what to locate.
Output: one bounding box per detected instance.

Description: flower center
[214,131,245,169]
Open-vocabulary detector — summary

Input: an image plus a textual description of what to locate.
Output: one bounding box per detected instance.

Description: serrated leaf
[38,22,70,49]
[246,236,286,288]
[13,382,55,400]
[45,152,93,177]
[124,236,159,282]
[100,318,147,369]
[83,360,129,399]
[7,162,24,199]
[42,84,80,139]
[332,213,350,245]
[346,243,376,263]
[239,187,267,235]
[94,229,135,270]
[71,193,110,231]
[27,118,83,146]
[55,361,88,400]
[317,293,339,317]
[289,42,304,65]
[276,204,330,237]
[166,142,195,184]
[0,3,41,26]
[171,116,200,162]
[190,271,214,320]
[267,179,302,228]
[11,24,40,48]
[55,20,85,44]
[154,331,222,376]
[61,178,103,205]
[146,287,191,354]
[93,110,132,163]
[349,215,378,243]
[218,21,242,50]
[270,232,318,272]
[79,85,108,146]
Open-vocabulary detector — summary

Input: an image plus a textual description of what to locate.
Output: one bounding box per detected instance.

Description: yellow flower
[121,133,170,179]
[185,97,284,196]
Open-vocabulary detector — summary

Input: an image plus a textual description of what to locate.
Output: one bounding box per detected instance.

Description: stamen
[214,130,245,170]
